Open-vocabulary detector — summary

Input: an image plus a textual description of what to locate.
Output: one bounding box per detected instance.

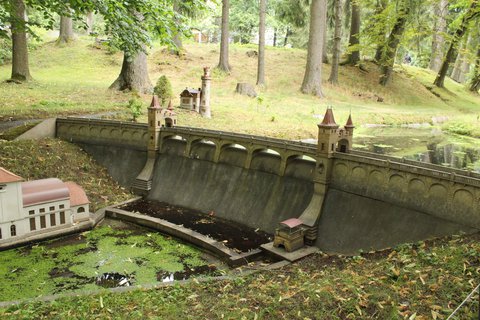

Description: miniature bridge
[55,117,480,254]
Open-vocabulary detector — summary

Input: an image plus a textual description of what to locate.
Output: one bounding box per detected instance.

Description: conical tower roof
[318,108,339,128]
[345,113,354,128]
[149,95,161,109]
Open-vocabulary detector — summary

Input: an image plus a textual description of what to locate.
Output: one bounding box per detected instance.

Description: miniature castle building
[147,96,177,156]
[180,88,201,111]
[0,167,90,246]
[178,67,212,117]
[317,108,354,156]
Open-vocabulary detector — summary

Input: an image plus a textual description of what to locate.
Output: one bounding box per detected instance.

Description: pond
[0,219,224,302]
[353,126,480,173]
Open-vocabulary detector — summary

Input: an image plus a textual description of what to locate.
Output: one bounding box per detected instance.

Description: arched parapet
[284,154,316,180]
[218,143,248,167]
[160,134,187,156]
[188,138,218,162]
[250,147,283,175]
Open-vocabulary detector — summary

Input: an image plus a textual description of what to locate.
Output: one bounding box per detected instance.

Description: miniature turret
[341,113,355,153]
[147,96,162,157]
[317,107,339,157]
[200,67,211,118]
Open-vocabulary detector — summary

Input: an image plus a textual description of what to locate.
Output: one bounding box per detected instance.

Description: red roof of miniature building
[345,114,354,128]
[65,181,90,206]
[149,95,161,109]
[280,218,303,229]
[0,167,23,183]
[167,100,174,110]
[22,178,70,207]
[318,108,339,128]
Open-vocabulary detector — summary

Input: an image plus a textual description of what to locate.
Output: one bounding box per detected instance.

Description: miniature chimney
[200,66,211,118]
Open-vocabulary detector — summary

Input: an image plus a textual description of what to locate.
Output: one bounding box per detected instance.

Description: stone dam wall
[56,118,480,254]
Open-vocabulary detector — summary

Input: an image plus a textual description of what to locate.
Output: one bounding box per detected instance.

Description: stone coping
[105,206,263,267]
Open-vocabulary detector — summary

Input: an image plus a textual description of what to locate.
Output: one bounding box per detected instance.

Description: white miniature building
[0,167,90,247]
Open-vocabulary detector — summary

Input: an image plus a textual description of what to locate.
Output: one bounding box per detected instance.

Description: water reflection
[354,127,480,173]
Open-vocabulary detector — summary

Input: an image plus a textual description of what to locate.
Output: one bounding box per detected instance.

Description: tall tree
[57,15,74,44]
[328,0,343,84]
[429,0,448,72]
[378,1,410,86]
[257,0,266,85]
[10,0,31,82]
[373,0,387,63]
[86,12,94,34]
[434,1,479,88]
[217,0,231,72]
[171,0,183,53]
[301,0,326,97]
[322,0,328,63]
[470,45,480,92]
[110,48,152,93]
[451,34,473,83]
[343,0,360,66]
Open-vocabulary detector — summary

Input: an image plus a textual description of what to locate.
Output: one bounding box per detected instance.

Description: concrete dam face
[55,117,480,254]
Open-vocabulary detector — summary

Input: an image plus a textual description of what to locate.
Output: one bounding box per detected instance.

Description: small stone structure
[0,167,92,249]
[273,218,305,252]
[179,67,212,118]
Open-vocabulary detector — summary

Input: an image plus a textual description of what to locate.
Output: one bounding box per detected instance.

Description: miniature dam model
[51,103,480,255]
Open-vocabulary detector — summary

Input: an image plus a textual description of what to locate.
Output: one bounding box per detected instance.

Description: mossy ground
[1,233,479,319]
[0,220,217,302]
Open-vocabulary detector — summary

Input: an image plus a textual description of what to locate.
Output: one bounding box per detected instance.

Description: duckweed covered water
[0,220,222,301]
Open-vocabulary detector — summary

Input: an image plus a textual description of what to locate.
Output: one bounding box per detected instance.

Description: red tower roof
[318,108,339,128]
[345,114,355,128]
[0,167,23,184]
[167,99,174,110]
[149,95,161,109]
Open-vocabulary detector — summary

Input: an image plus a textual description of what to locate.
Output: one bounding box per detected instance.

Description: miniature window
[77,207,86,213]
[49,206,55,211]
[321,143,325,151]
[30,218,36,231]
[331,144,334,151]
[0,227,2,239]
[29,210,35,215]
[60,212,66,224]
[40,216,46,229]
[50,214,56,227]
[157,121,161,126]
[59,204,65,209]
[10,225,16,237]
[0,184,6,192]
[39,208,45,213]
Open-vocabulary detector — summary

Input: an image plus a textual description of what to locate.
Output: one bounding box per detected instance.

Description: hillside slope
[0,37,479,139]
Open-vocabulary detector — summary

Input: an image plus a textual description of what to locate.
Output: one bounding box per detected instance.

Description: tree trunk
[344,0,360,65]
[429,0,448,72]
[283,28,290,46]
[301,0,326,97]
[451,34,472,83]
[434,1,478,88]
[86,12,94,34]
[217,0,231,72]
[57,16,75,44]
[374,0,387,63]
[379,3,409,86]
[10,0,31,82]
[328,0,343,84]
[256,0,266,86]
[273,28,277,47]
[171,1,183,55]
[322,0,329,64]
[469,46,480,92]
[109,50,153,94]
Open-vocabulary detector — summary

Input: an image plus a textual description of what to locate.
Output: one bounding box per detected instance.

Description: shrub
[154,75,173,105]
[127,94,143,122]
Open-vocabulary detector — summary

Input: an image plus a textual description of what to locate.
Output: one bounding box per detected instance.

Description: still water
[354,127,480,173]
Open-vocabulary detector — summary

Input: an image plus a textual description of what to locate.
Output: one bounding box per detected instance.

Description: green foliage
[230,0,258,43]
[154,75,173,104]
[127,94,143,122]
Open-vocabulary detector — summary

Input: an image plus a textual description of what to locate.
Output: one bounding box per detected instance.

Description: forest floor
[0,35,479,140]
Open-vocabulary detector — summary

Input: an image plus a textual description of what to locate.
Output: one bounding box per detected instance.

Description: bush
[127,94,143,122]
[0,38,12,65]
[154,75,173,105]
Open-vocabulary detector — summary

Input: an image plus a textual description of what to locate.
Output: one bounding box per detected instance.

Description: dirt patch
[120,199,272,253]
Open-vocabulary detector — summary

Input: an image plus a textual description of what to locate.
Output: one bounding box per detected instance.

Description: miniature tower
[147,96,162,157]
[317,107,339,158]
[343,113,355,152]
[200,67,211,118]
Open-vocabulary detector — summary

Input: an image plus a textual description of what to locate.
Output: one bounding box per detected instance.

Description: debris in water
[96,272,131,288]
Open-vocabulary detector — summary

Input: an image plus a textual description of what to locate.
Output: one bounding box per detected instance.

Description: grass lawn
[1,36,479,140]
